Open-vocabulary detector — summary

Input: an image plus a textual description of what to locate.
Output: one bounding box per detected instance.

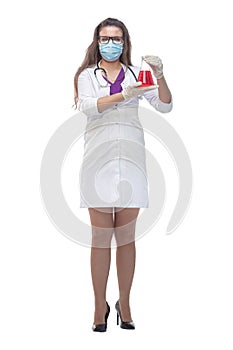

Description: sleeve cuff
[78,97,102,117]
[155,98,173,113]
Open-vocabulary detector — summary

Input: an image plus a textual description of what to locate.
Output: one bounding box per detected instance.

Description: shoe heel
[115,300,135,330]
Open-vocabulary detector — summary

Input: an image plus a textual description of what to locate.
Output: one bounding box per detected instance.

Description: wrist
[153,70,164,79]
[121,91,128,101]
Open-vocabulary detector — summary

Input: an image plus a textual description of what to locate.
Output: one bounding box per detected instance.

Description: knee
[114,222,136,247]
[91,226,114,248]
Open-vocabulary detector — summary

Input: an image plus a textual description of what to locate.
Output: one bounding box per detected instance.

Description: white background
[1,0,233,348]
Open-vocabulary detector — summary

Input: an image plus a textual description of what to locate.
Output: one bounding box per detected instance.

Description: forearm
[97,93,125,113]
[157,76,172,103]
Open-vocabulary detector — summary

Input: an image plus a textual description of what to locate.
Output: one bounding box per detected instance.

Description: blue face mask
[99,41,123,62]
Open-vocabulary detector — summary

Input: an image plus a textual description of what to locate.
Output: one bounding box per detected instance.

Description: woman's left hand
[143,55,164,79]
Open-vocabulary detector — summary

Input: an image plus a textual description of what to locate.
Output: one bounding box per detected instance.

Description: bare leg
[88,207,114,324]
[114,207,140,322]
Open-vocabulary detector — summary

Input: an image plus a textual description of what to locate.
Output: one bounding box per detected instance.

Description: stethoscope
[94,61,138,88]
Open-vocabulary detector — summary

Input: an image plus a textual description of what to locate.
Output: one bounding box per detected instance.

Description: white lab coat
[78,63,173,208]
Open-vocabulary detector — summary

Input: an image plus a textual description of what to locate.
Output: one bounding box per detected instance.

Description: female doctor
[74,17,173,331]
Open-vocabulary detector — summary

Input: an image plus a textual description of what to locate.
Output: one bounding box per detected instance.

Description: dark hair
[73,18,133,109]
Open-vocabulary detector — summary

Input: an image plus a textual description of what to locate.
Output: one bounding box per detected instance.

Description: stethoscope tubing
[94,61,138,87]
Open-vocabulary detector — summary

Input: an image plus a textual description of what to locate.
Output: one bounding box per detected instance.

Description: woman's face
[98,26,124,62]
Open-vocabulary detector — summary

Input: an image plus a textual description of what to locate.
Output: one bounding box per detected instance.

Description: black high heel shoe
[115,300,135,330]
[92,301,110,332]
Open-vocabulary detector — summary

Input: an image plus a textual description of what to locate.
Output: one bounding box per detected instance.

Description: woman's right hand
[121,82,158,100]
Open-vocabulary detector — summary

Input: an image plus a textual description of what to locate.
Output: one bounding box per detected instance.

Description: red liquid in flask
[138,70,155,86]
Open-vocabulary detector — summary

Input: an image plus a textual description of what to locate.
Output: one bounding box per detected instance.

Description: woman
[74,17,173,332]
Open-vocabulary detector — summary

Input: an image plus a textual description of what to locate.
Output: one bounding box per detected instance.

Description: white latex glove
[122,82,157,100]
[143,55,164,79]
